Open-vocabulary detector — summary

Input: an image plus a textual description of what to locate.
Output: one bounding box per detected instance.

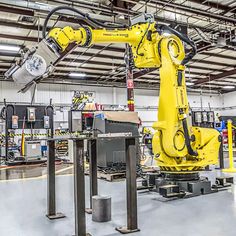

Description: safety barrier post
[223,120,236,173]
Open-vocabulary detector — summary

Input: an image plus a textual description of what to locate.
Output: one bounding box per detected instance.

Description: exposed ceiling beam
[0,4,34,16]
[187,0,234,13]
[190,59,234,68]
[150,0,236,24]
[201,52,236,61]
[0,33,39,42]
[45,0,131,15]
[0,76,219,92]
[0,33,126,52]
[0,7,213,34]
[1,46,234,69]
[194,68,236,85]
[0,18,87,32]
[0,75,158,89]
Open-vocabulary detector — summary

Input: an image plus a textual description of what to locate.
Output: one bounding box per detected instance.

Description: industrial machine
[93,111,140,169]
[24,140,41,160]
[5,6,224,196]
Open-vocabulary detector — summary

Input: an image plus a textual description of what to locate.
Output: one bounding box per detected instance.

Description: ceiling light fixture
[223,85,235,90]
[0,44,21,52]
[69,72,86,77]
[186,82,194,86]
[162,32,171,37]
[118,14,125,19]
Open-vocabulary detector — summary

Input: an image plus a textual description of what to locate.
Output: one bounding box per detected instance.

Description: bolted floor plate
[72,234,91,236]
[46,212,66,220]
[116,227,140,234]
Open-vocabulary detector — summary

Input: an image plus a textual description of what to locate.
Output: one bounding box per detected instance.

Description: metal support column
[116,138,140,234]
[125,44,135,111]
[73,139,91,236]
[86,139,98,214]
[46,140,65,219]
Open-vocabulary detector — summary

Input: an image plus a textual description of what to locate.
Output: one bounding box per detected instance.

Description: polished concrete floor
[0,165,236,236]
[0,162,73,180]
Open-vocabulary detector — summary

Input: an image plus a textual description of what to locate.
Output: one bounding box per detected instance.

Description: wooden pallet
[97,171,126,182]
[85,169,126,182]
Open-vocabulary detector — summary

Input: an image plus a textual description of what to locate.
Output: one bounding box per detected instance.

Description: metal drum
[92,195,111,222]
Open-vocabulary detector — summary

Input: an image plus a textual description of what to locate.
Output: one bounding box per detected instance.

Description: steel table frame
[46,136,139,236]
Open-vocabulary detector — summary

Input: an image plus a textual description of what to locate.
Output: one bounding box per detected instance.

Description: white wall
[0,81,225,127]
[0,81,31,103]
[218,91,236,116]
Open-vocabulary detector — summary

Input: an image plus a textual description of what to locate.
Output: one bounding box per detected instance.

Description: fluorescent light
[186,82,194,86]
[163,32,171,37]
[223,85,235,90]
[118,14,125,19]
[69,72,86,77]
[0,44,21,52]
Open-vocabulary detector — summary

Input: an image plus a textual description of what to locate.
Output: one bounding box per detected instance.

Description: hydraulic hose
[42,6,126,38]
[0,106,6,120]
[182,117,198,156]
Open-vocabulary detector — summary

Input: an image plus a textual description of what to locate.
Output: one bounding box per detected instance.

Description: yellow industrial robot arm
[45,16,221,172]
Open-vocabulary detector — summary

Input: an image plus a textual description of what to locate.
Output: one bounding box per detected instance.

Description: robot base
[139,172,233,200]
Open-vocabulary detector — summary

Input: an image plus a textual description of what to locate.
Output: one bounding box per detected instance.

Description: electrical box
[194,112,202,124]
[208,111,214,123]
[202,111,208,122]
[12,115,19,129]
[44,116,50,129]
[27,107,36,122]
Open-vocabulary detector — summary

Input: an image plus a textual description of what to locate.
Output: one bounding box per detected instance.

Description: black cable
[179,108,198,156]
[159,24,197,65]
[136,22,151,56]
[42,6,126,38]
[0,107,6,120]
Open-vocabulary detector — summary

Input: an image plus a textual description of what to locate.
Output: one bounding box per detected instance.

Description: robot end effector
[4,6,95,86]
[4,39,60,85]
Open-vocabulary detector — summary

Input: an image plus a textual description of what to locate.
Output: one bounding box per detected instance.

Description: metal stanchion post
[116,137,140,234]
[46,139,65,219]
[73,139,91,236]
[223,120,236,172]
[86,139,98,214]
